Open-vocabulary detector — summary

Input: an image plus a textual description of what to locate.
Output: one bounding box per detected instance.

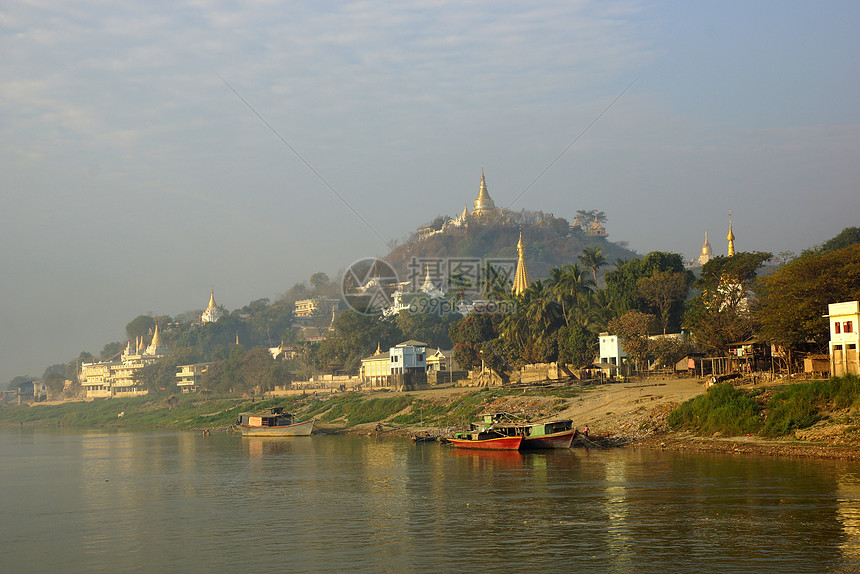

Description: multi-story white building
[176,363,212,393]
[79,326,166,398]
[829,301,859,376]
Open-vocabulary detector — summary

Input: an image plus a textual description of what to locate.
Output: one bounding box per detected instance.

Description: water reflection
[5,430,860,573]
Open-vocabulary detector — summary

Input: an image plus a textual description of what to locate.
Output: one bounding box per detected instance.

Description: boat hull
[521,429,576,449]
[233,419,314,437]
[447,435,523,450]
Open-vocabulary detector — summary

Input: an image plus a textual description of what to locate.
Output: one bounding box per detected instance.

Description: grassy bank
[0,386,580,431]
[668,375,860,439]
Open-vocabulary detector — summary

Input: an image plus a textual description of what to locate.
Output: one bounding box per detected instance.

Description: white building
[80,327,165,398]
[828,301,859,376]
[176,363,212,393]
[389,340,427,375]
[598,333,626,376]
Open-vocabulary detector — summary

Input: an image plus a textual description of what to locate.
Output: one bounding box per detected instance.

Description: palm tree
[579,246,607,282]
[548,264,594,326]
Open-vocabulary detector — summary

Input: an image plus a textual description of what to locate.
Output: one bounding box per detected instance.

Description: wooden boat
[411,433,438,443]
[479,413,577,449]
[446,429,523,450]
[233,407,314,437]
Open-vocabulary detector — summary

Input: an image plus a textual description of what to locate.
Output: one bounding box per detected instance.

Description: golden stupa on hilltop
[471,169,497,219]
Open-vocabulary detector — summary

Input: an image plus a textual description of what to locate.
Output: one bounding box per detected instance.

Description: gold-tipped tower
[511,228,531,296]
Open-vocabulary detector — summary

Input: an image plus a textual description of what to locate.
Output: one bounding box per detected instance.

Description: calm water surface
[3,429,860,573]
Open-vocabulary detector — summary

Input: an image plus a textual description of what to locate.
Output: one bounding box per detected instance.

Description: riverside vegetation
[6,376,860,458]
[668,375,860,442]
[0,386,580,433]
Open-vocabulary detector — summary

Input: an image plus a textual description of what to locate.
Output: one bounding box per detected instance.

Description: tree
[549,264,594,326]
[43,372,66,394]
[449,312,504,370]
[126,315,155,342]
[684,251,772,356]
[816,226,860,254]
[636,270,690,334]
[604,252,689,317]
[608,310,656,374]
[101,341,125,360]
[138,347,202,394]
[566,323,598,368]
[578,246,607,282]
[757,244,860,356]
[309,272,330,290]
[395,307,460,350]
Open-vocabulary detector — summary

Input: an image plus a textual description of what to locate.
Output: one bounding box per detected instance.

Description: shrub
[668,383,762,436]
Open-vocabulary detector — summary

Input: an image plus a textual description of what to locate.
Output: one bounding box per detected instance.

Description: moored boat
[479,413,577,449]
[445,429,523,450]
[233,407,314,437]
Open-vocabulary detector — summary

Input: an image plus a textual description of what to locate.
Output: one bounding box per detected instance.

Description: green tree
[816,226,860,254]
[604,252,688,318]
[578,246,607,282]
[549,264,594,326]
[309,272,331,290]
[567,323,598,368]
[684,251,772,356]
[126,315,155,342]
[636,270,690,334]
[101,341,125,360]
[43,372,66,394]
[757,244,860,357]
[449,312,504,370]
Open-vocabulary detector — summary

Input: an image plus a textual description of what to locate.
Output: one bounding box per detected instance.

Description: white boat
[233,407,314,437]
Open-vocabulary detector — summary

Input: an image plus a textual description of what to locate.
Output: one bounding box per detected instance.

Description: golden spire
[207,289,217,310]
[150,324,161,348]
[701,232,712,256]
[461,203,470,221]
[373,342,382,356]
[473,168,496,215]
[727,211,735,257]
[512,228,531,296]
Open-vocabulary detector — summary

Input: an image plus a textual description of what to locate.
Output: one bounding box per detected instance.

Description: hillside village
[4,172,859,405]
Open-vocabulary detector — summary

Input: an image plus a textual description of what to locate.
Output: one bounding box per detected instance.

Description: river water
[3,429,860,573]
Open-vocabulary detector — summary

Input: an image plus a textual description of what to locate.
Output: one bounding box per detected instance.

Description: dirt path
[554,377,706,438]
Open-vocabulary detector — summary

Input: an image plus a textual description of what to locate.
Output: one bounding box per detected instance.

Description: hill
[385,210,637,282]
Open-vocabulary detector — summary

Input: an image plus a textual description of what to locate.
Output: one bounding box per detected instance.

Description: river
[3,429,860,573]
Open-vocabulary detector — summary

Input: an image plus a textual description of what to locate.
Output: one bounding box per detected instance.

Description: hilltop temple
[471,169,498,220]
[201,290,224,323]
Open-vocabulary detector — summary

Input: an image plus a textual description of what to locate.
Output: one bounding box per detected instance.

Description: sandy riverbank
[325,376,860,460]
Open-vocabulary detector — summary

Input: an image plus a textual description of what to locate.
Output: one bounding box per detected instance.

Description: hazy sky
[2,1,859,383]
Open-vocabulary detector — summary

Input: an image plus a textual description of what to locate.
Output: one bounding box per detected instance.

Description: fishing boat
[445,428,523,450]
[479,413,577,449]
[232,407,314,437]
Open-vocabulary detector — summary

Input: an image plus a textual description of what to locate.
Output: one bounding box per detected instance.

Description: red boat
[446,430,523,450]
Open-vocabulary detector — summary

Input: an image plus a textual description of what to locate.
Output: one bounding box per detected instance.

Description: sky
[2,0,859,383]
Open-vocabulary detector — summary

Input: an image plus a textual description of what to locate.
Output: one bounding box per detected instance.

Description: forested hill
[385,214,638,281]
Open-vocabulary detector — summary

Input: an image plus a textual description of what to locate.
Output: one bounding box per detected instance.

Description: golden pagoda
[698,232,713,265]
[511,229,531,296]
[145,324,166,356]
[201,289,224,323]
[727,212,735,257]
[472,169,497,218]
